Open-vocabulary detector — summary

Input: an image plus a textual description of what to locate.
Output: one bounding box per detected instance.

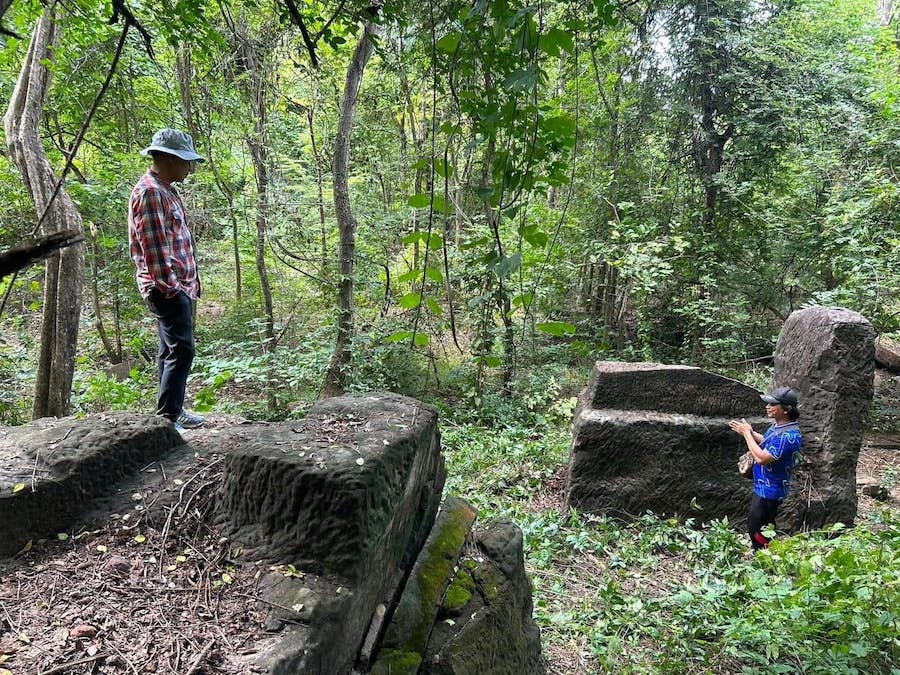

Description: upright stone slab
[774,306,875,531]
[565,362,767,524]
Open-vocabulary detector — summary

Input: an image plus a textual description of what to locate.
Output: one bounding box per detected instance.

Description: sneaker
[176,410,205,429]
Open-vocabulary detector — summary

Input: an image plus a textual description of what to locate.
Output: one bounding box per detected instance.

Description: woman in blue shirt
[730,387,803,550]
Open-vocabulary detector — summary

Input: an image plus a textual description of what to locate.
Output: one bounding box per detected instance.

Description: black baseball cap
[761,386,798,407]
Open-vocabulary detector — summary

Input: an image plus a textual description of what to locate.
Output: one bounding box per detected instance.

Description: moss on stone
[370,648,422,675]
[382,497,477,654]
[442,569,475,614]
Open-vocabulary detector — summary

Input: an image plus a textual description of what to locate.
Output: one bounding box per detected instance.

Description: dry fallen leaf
[70,624,97,639]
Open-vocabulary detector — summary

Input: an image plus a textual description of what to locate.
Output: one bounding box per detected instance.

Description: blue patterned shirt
[753,422,803,500]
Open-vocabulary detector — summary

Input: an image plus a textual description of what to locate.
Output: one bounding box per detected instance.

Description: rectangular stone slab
[566,409,767,524]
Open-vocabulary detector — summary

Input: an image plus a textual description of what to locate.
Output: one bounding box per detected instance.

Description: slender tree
[321,11,382,398]
[4,7,85,418]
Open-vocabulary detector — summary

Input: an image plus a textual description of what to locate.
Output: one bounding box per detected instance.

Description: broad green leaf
[435,159,454,178]
[408,193,431,208]
[399,292,422,309]
[483,356,501,367]
[536,321,576,336]
[413,332,429,346]
[425,297,442,316]
[512,293,533,308]
[432,194,453,214]
[427,233,445,250]
[425,267,444,283]
[402,232,427,245]
[539,27,574,56]
[435,32,461,54]
[134,534,146,543]
[385,331,412,343]
[523,226,549,248]
[57,533,69,541]
[12,483,25,494]
[397,269,421,283]
[495,253,522,278]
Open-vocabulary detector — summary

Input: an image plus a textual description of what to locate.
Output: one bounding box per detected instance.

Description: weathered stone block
[223,392,447,675]
[565,363,766,523]
[421,520,546,675]
[373,496,477,675]
[0,414,183,556]
[774,306,875,531]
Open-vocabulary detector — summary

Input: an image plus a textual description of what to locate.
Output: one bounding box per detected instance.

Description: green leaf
[539,27,574,56]
[512,292,533,308]
[432,194,453,214]
[427,233,445,250]
[397,269,421,283]
[495,253,522,278]
[425,297,442,316]
[435,32,461,54]
[435,159,454,178]
[408,193,431,208]
[425,267,444,283]
[57,533,69,541]
[385,331,412,343]
[522,226,549,248]
[483,356,501,367]
[12,483,25,494]
[412,332,429,346]
[536,321,576,336]
[402,231,427,245]
[399,292,422,309]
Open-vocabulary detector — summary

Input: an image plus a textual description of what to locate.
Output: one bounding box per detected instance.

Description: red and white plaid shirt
[128,169,200,299]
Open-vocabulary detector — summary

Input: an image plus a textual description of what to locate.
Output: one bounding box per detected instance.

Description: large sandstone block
[0,414,183,556]
[774,306,875,531]
[222,392,447,675]
[565,363,766,524]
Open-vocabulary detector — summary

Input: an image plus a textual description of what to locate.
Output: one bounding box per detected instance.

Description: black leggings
[748,494,781,550]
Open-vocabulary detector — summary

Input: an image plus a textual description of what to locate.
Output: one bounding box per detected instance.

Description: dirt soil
[0,415,275,675]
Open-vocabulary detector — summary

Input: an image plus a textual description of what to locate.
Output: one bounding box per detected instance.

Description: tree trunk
[239,25,277,412]
[321,15,382,399]
[89,226,120,363]
[3,8,85,418]
[304,105,329,272]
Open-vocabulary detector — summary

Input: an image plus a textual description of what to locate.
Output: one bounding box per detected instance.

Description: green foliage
[73,369,153,414]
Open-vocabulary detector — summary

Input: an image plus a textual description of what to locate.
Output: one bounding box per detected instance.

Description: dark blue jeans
[146,289,195,420]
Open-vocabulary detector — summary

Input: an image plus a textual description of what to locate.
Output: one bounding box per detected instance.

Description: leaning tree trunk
[320,16,382,399]
[4,8,85,419]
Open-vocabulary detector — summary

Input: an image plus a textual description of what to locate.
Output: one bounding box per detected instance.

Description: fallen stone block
[371,496,477,675]
[420,519,546,675]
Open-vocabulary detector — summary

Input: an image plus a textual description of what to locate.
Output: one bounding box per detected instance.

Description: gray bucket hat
[141,128,205,162]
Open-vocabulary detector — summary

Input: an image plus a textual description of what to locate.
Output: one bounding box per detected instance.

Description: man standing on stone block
[730,387,803,550]
[128,128,206,432]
